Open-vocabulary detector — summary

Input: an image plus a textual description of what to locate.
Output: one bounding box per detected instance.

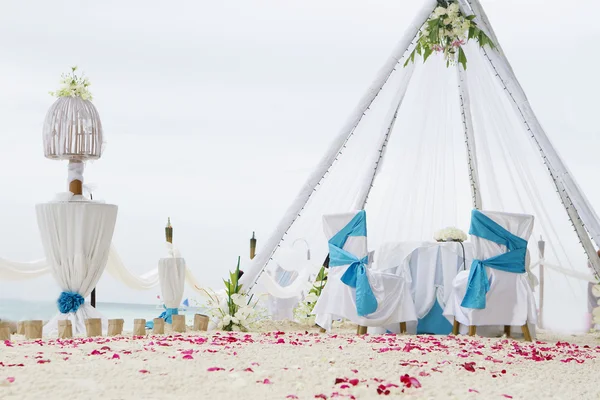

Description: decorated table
[375,238,473,334]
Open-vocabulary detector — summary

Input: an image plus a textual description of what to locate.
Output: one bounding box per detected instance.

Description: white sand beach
[1,322,598,400]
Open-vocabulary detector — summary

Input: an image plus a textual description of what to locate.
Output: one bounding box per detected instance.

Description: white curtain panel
[105,245,159,290]
[443,211,537,334]
[159,258,186,309]
[37,200,118,335]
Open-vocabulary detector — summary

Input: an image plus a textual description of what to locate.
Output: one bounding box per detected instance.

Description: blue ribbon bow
[146,306,179,329]
[461,210,528,309]
[328,210,378,317]
[57,291,85,314]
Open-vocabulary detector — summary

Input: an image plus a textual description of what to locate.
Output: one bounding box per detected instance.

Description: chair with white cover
[443,210,537,341]
[312,210,416,334]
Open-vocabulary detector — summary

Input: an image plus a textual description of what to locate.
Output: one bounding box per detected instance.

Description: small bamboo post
[166,218,173,244]
[133,319,146,336]
[0,322,11,341]
[250,232,257,260]
[25,320,43,339]
[538,236,545,330]
[172,315,186,333]
[58,320,73,339]
[107,319,124,336]
[152,318,165,335]
[193,314,209,331]
[85,318,102,337]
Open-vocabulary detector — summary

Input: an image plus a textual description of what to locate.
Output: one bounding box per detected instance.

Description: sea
[0,299,207,330]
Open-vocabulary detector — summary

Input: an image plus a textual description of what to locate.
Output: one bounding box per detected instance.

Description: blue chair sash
[461,210,528,309]
[328,210,378,317]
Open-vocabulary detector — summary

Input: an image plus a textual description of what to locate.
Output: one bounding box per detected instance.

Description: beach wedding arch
[405,0,495,69]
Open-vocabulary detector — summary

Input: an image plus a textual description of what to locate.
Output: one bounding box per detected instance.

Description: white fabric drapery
[443,211,537,334]
[37,199,118,335]
[0,258,49,280]
[104,245,159,290]
[159,257,186,309]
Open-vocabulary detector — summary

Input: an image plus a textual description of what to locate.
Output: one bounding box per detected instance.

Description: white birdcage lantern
[42,67,102,195]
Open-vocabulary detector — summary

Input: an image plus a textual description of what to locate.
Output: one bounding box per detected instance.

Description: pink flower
[6,377,15,384]
[400,374,421,388]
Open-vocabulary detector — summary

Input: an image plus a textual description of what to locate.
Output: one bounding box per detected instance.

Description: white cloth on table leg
[37,201,118,336]
[443,211,537,337]
[159,258,186,309]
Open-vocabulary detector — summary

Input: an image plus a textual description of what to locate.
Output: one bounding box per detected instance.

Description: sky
[0,0,599,305]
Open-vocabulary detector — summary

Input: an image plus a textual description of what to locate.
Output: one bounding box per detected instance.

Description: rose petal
[139,370,149,374]
[207,367,225,372]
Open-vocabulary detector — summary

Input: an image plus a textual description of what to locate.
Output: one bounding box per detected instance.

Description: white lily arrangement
[49,66,93,101]
[294,266,327,326]
[405,0,494,69]
[434,227,468,242]
[199,257,263,332]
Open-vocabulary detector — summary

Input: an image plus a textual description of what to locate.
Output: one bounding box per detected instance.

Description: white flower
[217,320,224,330]
[223,315,232,325]
[305,293,319,303]
[231,293,247,307]
[231,317,240,324]
[434,227,467,242]
[433,6,447,18]
[591,284,600,297]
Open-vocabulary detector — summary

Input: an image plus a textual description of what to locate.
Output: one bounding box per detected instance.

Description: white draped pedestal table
[148,257,186,328]
[37,198,118,336]
[375,241,473,334]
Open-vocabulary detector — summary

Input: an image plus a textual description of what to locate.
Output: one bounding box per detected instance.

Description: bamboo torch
[166,218,173,244]
[250,232,257,260]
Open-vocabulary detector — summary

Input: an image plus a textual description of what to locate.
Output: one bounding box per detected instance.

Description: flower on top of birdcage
[49,66,93,101]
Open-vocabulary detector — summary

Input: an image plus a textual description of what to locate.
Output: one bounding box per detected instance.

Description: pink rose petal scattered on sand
[244,368,254,372]
[6,377,15,384]
[37,360,50,364]
[207,367,224,372]
[469,389,479,393]
[182,355,193,360]
[112,354,120,359]
[400,375,421,388]
[286,396,299,399]
[502,396,513,399]
[139,370,149,374]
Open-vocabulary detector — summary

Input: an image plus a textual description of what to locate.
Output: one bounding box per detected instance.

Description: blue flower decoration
[57,291,85,314]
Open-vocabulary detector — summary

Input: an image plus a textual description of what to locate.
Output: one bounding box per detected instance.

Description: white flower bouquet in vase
[434,227,468,243]
[198,257,263,332]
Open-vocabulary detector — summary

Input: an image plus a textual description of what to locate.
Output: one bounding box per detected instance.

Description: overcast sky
[1,0,599,304]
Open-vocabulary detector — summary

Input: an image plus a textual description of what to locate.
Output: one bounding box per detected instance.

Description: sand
[1,321,599,400]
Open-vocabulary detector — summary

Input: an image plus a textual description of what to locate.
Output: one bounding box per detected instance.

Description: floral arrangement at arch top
[434,227,468,243]
[199,257,263,332]
[49,66,93,101]
[404,1,495,70]
[294,266,328,326]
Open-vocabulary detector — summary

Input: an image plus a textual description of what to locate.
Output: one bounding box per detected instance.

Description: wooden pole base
[108,319,124,336]
[468,325,477,336]
[356,325,368,335]
[133,319,146,336]
[521,323,533,342]
[25,320,43,339]
[172,315,186,333]
[69,179,83,195]
[58,320,73,339]
[399,322,407,334]
[152,318,165,335]
[193,314,209,331]
[504,325,511,338]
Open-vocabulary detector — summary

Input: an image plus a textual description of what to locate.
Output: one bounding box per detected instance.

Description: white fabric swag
[37,200,118,335]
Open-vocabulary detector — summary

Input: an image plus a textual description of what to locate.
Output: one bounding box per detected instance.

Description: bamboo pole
[166,218,173,244]
[250,232,256,260]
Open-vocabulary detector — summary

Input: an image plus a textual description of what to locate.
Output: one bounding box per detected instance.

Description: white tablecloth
[376,241,473,319]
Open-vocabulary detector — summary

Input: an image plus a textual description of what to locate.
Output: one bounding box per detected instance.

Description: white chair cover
[313,211,416,331]
[443,211,537,334]
[37,200,118,335]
